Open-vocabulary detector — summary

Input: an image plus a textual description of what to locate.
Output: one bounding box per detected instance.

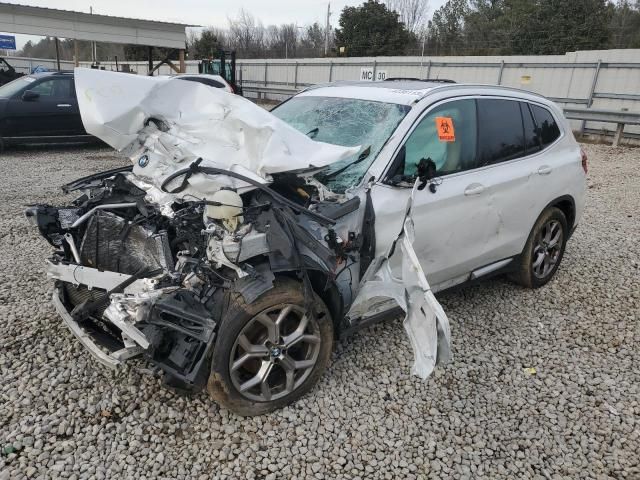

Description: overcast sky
[1,0,447,50]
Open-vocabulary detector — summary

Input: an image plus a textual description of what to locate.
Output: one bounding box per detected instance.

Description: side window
[477,99,525,166]
[521,102,541,154]
[531,104,561,147]
[29,78,72,99]
[401,99,478,178]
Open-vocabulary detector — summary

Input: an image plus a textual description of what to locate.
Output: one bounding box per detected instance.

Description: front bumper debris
[51,286,143,369]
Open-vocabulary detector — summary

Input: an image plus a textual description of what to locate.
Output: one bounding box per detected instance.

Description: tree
[429,0,614,56]
[520,0,613,54]
[189,28,222,59]
[335,0,415,56]
[228,9,265,58]
[384,0,430,34]
[429,0,469,55]
[300,22,329,56]
[609,0,640,48]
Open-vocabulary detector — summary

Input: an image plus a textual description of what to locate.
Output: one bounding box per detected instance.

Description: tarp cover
[74,68,359,197]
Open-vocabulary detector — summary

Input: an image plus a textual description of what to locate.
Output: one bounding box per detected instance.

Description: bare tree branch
[385,0,430,33]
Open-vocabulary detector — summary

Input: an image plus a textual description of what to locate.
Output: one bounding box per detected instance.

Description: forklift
[198,50,242,95]
[0,57,24,86]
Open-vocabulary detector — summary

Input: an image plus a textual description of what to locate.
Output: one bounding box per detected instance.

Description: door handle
[464,183,485,196]
[57,103,72,108]
[537,165,552,175]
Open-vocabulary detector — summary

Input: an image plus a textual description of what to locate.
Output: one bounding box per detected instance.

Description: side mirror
[22,90,39,101]
[416,158,438,192]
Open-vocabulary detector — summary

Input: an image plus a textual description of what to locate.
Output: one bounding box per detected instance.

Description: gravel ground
[0,143,638,480]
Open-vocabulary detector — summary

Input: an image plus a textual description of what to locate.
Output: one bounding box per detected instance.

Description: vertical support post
[324,3,331,57]
[497,60,505,85]
[147,46,153,75]
[179,49,186,73]
[372,59,377,82]
[264,62,268,87]
[612,123,624,148]
[74,39,79,67]
[54,37,61,71]
[426,60,432,79]
[329,61,333,82]
[294,62,299,89]
[581,59,602,133]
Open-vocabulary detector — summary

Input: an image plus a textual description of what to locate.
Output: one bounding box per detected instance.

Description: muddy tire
[207,278,333,416]
[511,207,568,288]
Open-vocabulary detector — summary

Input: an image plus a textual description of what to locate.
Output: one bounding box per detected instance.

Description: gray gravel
[1,143,638,480]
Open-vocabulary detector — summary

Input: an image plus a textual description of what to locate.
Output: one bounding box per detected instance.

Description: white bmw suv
[273,80,586,290]
[28,72,586,415]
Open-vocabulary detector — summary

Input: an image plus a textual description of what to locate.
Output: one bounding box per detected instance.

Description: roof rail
[383,77,456,83]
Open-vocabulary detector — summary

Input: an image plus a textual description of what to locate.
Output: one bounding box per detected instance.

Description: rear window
[531,104,561,147]
[477,99,525,166]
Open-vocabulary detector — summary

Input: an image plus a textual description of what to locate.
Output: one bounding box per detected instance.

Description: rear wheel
[207,278,333,416]
[512,207,568,288]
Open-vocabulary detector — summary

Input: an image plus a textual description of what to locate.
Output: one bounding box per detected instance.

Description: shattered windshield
[272,96,410,192]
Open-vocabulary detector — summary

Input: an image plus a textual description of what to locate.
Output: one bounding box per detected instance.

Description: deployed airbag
[74,68,359,199]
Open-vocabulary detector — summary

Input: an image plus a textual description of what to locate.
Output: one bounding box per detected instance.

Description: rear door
[4,76,80,137]
[469,98,562,263]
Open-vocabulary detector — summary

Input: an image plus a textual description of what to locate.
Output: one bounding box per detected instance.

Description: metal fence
[235,49,640,138]
[5,48,640,139]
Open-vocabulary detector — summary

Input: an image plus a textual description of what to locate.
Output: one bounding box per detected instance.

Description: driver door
[4,76,78,137]
[369,97,502,290]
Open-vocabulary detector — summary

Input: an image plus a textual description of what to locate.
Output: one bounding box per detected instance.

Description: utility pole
[324,3,331,57]
[90,6,97,64]
[54,37,61,71]
[419,21,430,78]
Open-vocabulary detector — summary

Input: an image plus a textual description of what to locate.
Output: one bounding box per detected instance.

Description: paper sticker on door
[436,117,455,142]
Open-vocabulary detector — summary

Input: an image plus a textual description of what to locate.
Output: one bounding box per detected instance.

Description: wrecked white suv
[26,70,585,415]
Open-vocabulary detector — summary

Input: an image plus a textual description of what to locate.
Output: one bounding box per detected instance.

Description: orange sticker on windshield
[436,117,455,142]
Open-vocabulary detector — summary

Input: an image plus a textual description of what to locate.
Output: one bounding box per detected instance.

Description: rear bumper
[52,284,144,369]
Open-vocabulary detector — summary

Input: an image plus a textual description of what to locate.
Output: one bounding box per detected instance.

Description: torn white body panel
[74,68,359,200]
[348,183,451,379]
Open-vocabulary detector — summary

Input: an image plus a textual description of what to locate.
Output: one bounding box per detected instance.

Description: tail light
[580,148,588,174]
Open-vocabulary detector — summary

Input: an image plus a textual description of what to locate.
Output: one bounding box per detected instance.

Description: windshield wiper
[318,145,372,182]
[306,127,319,139]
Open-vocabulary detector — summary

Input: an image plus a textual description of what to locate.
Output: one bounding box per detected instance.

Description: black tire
[512,207,568,288]
[207,278,333,416]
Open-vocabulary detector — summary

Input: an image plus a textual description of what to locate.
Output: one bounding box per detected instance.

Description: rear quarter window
[531,104,561,147]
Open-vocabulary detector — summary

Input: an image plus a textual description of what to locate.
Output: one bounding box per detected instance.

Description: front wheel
[207,278,333,416]
[512,207,568,288]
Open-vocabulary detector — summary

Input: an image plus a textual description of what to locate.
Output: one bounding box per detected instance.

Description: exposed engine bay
[25,68,450,399]
[27,164,377,388]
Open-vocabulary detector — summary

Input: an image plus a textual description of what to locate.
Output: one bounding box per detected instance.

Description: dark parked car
[0,57,24,86]
[0,71,91,151]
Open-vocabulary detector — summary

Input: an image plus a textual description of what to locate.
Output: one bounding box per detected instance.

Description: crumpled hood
[74,68,358,198]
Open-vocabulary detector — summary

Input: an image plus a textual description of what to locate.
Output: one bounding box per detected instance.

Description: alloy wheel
[532,219,563,279]
[229,304,321,402]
